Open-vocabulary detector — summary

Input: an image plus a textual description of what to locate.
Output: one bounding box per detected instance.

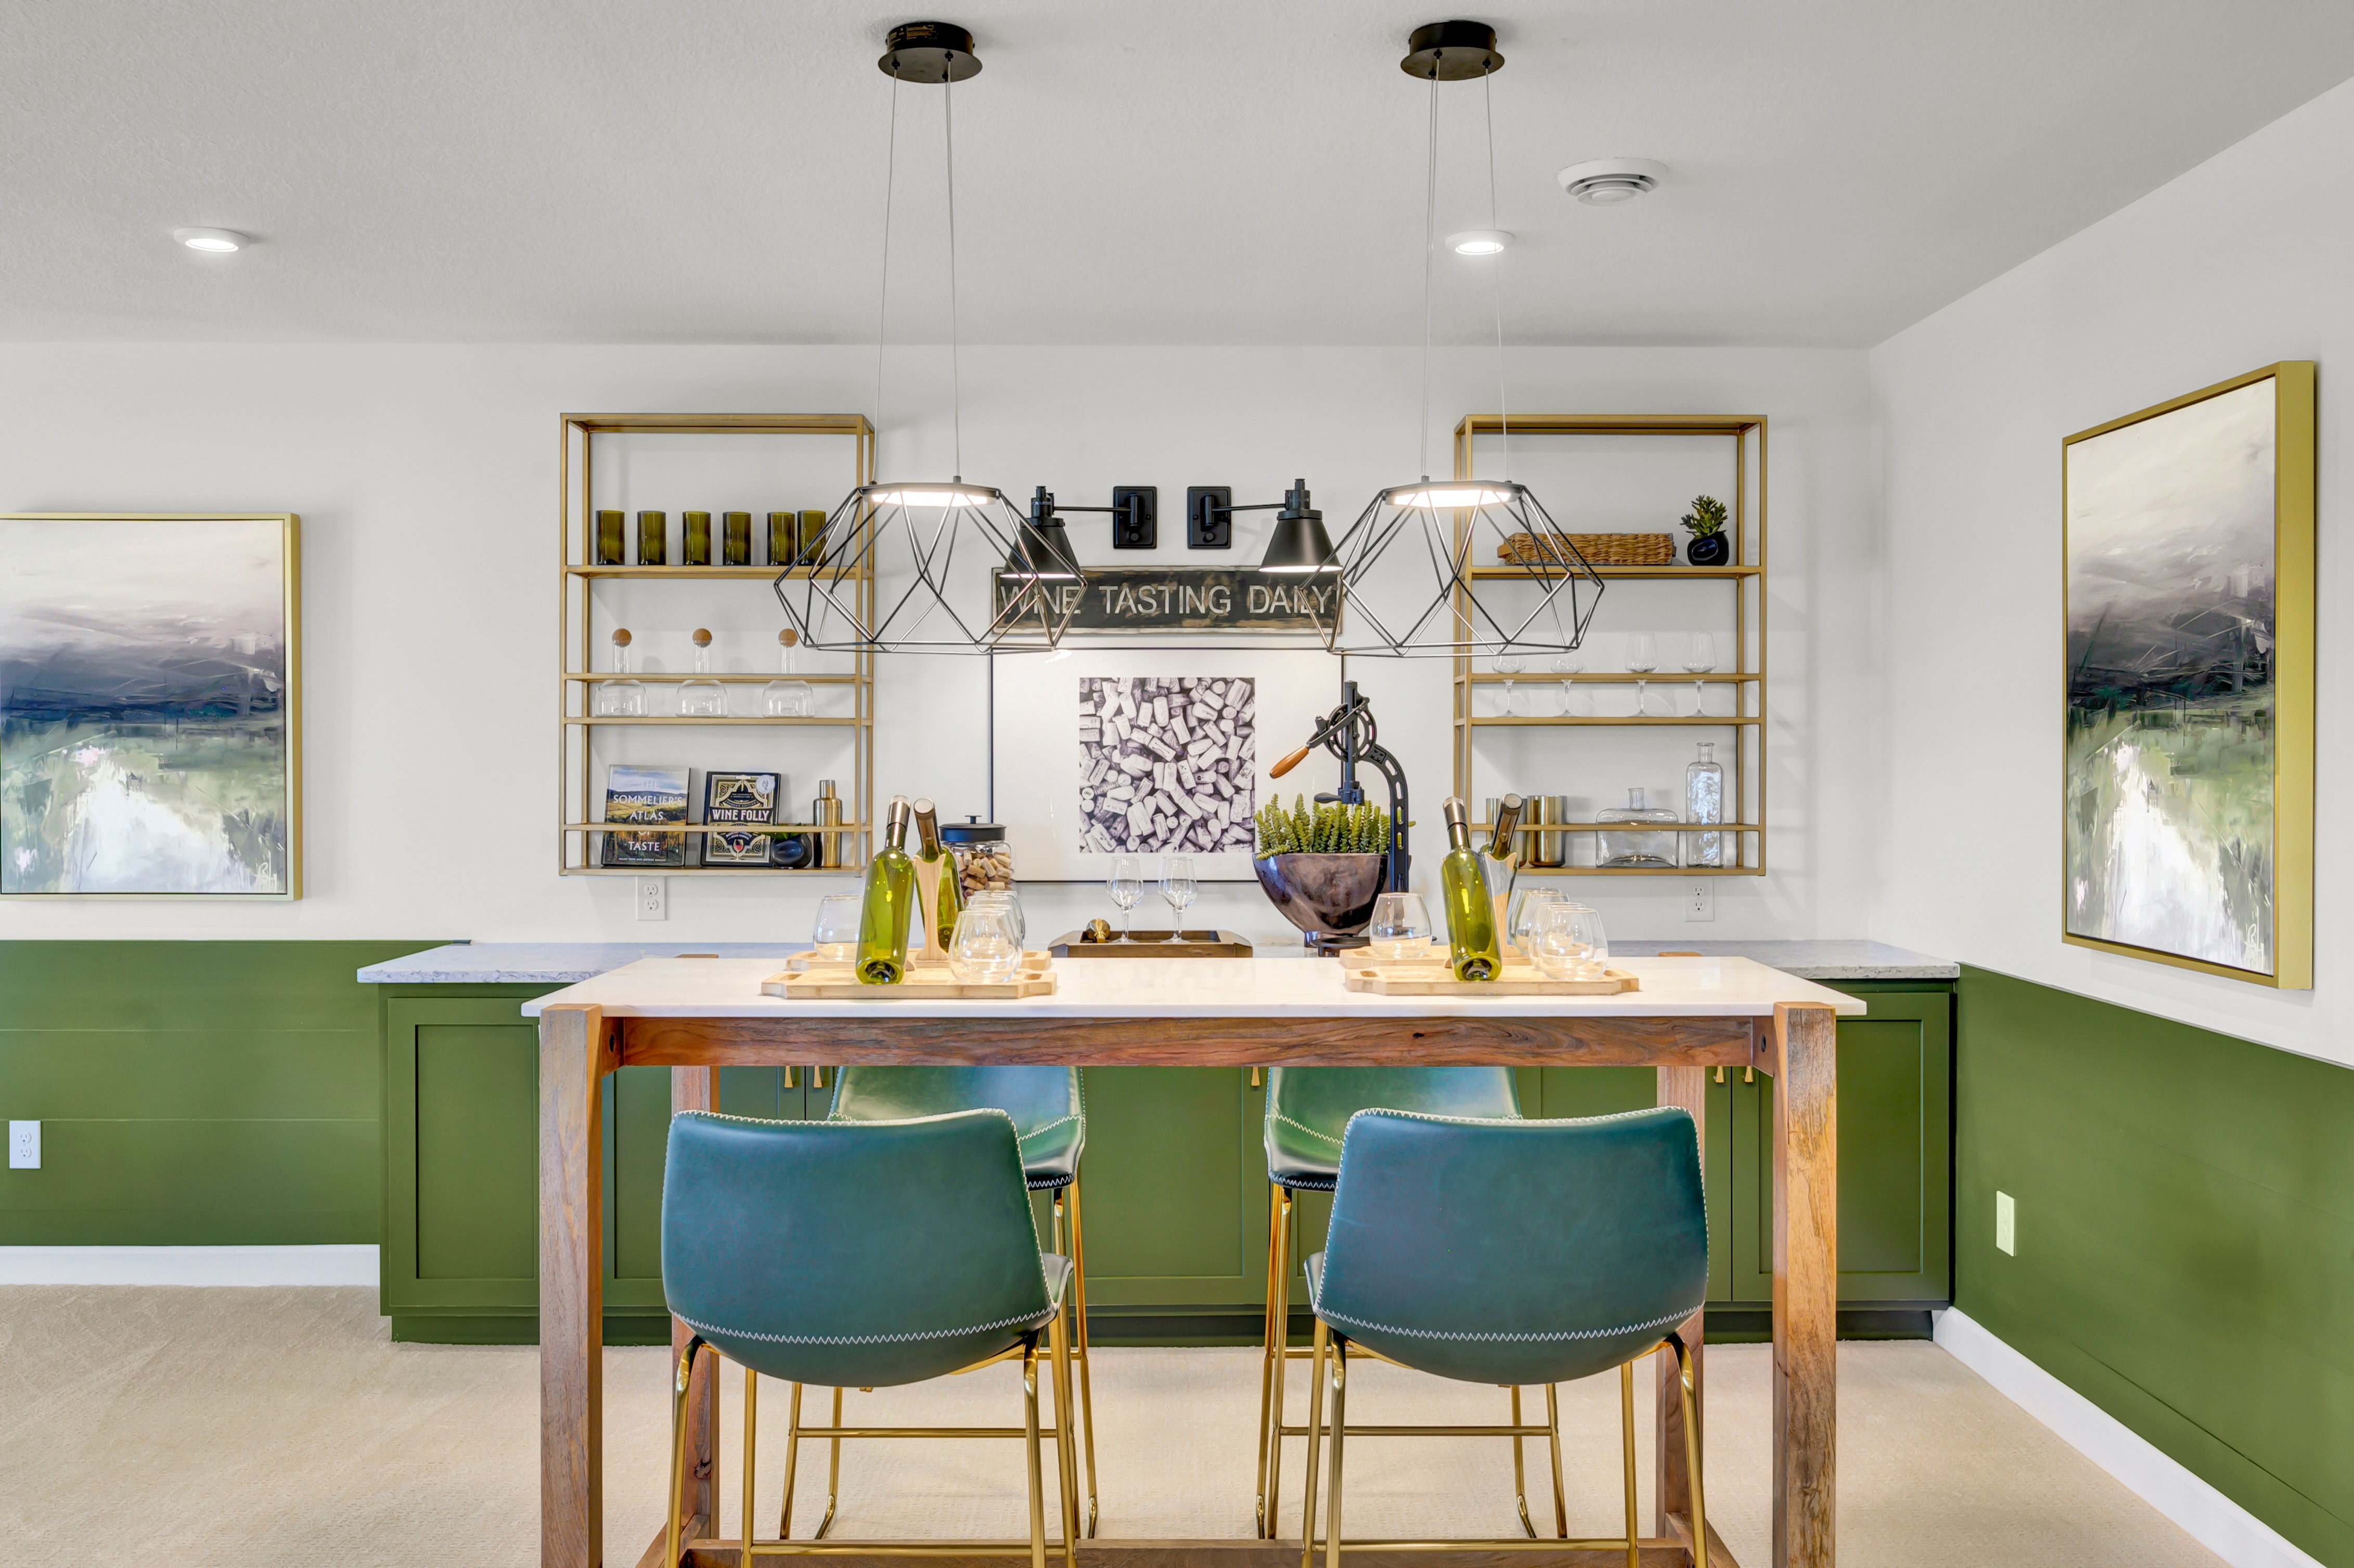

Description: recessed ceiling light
[1447,229,1512,255]
[1555,159,1667,205]
[172,226,250,253]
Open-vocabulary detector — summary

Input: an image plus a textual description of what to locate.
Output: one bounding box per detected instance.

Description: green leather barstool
[827,1065,1098,1535]
[661,1108,1081,1568]
[1256,1068,1528,1539]
[1297,1107,1711,1568]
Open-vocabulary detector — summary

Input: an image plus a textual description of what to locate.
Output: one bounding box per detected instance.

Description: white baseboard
[1935,1307,2324,1568]
[0,1244,378,1287]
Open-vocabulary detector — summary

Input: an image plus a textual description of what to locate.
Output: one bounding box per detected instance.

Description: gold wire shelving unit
[558,413,876,877]
[1450,413,1768,876]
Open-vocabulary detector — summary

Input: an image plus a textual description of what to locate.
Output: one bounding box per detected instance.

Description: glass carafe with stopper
[1686,742,1724,868]
[1439,797,1502,982]
[1596,787,1680,869]
[679,628,727,717]
[592,629,645,716]
[855,796,916,985]
[763,628,815,717]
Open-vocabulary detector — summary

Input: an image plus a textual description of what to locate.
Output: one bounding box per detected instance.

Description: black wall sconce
[1028,485,1157,549]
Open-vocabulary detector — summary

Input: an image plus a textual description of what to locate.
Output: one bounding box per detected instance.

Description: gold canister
[1525,794,1570,868]
[594,510,625,565]
[681,510,712,567]
[722,511,752,565]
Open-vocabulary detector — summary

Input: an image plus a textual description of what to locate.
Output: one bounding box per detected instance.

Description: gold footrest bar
[1277,1424,1553,1438]
[660,1538,1738,1568]
[787,1427,1057,1440]
[1310,1543,1636,1553]
[730,1542,1058,1558]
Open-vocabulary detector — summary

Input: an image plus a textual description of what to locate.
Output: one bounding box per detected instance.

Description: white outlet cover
[7,1121,37,1170]
[1995,1190,2016,1255]
[636,877,667,921]
[1684,880,1715,921]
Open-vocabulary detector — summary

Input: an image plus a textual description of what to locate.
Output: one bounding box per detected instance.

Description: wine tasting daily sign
[993,567,1336,635]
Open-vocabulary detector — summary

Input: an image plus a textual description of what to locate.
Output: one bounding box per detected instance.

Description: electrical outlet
[1111,486,1157,549]
[1187,486,1233,549]
[8,1121,37,1170]
[1684,880,1714,921]
[636,877,667,921]
[1995,1191,2016,1255]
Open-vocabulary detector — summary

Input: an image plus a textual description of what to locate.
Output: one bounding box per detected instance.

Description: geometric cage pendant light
[777,22,1085,654]
[1321,20,1604,658]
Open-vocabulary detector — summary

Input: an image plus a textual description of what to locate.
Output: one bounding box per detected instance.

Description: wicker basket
[1498,531,1676,567]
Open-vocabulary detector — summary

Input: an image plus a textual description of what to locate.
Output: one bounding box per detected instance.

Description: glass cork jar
[941,817,1014,901]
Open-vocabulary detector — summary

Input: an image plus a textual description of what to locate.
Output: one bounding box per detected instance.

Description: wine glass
[1550,648,1585,717]
[1159,854,1197,941]
[1493,651,1525,717]
[969,888,1026,950]
[949,905,1023,984]
[1626,633,1658,717]
[1366,892,1433,960]
[1681,633,1717,717]
[811,893,861,962]
[1533,902,1611,981]
[1509,887,1566,965]
[1108,856,1144,942]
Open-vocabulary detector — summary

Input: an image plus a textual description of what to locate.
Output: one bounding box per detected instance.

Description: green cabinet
[378,980,1951,1343]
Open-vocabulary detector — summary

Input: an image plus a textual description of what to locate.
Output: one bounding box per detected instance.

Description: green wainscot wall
[1954,967,2353,1567]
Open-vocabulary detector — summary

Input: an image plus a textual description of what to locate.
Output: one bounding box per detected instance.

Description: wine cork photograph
[1076,676,1257,855]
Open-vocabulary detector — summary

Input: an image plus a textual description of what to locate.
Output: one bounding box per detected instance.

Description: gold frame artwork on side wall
[2061,363,2312,987]
[0,512,301,899]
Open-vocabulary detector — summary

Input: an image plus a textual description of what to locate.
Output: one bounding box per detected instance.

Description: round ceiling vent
[1556,158,1668,205]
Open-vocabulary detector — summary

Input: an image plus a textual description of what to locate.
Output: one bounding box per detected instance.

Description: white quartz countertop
[517,955,1865,1020]
[1606,940,1957,981]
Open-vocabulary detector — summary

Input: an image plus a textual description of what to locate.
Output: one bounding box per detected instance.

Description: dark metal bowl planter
[1252,852,1388,950]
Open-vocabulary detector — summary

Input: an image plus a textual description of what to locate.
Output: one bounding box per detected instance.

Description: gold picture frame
[2060,364,2312,987]
[0,512,301,899]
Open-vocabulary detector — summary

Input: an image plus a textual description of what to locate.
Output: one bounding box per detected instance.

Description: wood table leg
[671,1068,720,1551]
[1652,1065,1707,1553]
[1770,1003,1837,1568]
[542,1004,616,1568]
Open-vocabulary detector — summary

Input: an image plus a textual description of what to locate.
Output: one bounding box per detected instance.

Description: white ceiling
[6,0,2352,347]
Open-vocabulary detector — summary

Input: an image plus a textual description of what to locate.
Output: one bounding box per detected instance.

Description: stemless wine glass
[1682,633,1717,716]
[1158,854,1198,941]
[1366,892,1433,960]
[1509,886,1567,965]
[969,888,1026,951]
[1626,633,1659,717]
[811,893,861,962]
[949,905,1023,984]
[1109,856,1144,941]
[1532,902,1610,981]
[1493,651,1525,717]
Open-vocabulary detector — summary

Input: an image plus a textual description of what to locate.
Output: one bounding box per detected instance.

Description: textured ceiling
[5,0,2352,345]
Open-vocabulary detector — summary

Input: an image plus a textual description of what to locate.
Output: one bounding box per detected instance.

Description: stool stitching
[1308,1298,1703,1345]
[675,1308,1047,1346]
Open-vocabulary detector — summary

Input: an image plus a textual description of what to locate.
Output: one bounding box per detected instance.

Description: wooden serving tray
[1048,929,1253,958]
[764,952,1055,999]
[1341,962,1639,996]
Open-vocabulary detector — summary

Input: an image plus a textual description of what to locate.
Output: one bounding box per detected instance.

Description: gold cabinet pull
[813,1066,827,1089]
[783,1066,796,1088]
[1251,1065,1263,1088]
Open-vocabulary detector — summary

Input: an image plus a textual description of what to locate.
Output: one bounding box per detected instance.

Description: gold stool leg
[815,1386,843,1538]
[1022,1340,1049,1568]
[1296,1317,1330,1568]
[1618,1363,1640,1568]
[741,1365,759,1568]
[1067,1172,1100,1538]
[778,1382,805,1538]
[1264,1187,1294,1536]
[667,1338,705,1568]
[1510,1386,1536,1538]
[1321,1339,1348,1568]
[1049,1291,1082,1567]
[1547,1382,1570,1539]
[1254,1181,1282,1537]
[1673,1334,1708,1568]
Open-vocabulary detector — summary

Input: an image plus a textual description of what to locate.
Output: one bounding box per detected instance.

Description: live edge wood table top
[531,957,1857,1568]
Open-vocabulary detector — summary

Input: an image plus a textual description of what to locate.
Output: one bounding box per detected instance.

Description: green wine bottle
[1440,797,1502,982]
[1483,792,1524,914]
[856,796,917,985]
[911,797,964,948]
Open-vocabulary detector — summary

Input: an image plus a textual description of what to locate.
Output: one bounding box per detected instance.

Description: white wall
[1872,78,2354,1068]
[0,341,1874,949]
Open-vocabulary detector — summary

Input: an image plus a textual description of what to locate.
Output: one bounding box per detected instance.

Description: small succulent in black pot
[1681,494,1731,567]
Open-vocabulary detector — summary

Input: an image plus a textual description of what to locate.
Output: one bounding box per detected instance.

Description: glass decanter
[1686,742,1724,868]
[1596,786,1680,869]
[762,627,815,718]
[679,628,728,718]
[591,628,645,717]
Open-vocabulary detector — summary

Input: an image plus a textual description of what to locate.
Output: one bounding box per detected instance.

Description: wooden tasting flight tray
[763,952,1057,1000]
[1341,961,1640,996]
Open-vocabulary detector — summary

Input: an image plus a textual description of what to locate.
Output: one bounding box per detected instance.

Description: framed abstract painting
[2062,364,2312,986]
[0,513,301,898]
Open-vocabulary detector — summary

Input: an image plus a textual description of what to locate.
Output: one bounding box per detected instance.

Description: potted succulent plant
[1680,494,1731,567]
[1251,796,1391,949]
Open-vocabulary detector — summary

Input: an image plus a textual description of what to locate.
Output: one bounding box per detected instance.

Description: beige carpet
[0,1288,2224,1567]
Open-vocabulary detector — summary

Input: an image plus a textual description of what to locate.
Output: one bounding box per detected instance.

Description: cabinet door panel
[413,1019,538,1282]
[1077,1067,1261,1308]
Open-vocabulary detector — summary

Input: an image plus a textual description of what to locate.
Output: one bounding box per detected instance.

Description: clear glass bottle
[1439,797,1502,982]
[912,797,965,949]
[1596,787,1680,869]
[856,796,917,985]
[592,628,645,717]
[763,628,815,717]
[679,628,727,717]
[1686,742,1724,869]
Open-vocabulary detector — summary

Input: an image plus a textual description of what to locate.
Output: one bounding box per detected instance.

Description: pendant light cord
[1418,66,1439,481]
[874,68,901,450]
[945,69,964,480]
[1483,67,1508,481]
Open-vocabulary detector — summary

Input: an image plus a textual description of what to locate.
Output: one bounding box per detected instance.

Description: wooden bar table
[530,955,1859,1568]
